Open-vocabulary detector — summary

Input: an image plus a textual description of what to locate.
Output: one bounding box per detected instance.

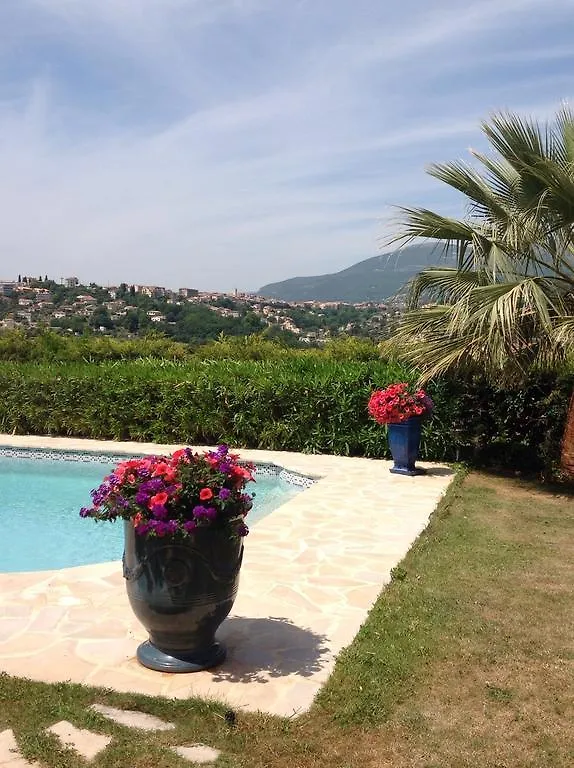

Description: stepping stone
[171,744,221,764]
[46,721,111,762]
[0,729,39,766]
[90,703,176,732]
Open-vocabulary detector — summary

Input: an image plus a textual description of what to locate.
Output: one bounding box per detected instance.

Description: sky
[1,1,574,292]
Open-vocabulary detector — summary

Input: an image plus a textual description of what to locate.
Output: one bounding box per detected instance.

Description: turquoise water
[0,454,303,573]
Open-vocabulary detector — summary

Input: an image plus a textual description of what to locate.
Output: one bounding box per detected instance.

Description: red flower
[149,491,169,508]
[368,382,433,424]
[199,487,213,501]
[233,465,254,481]
[152,461,170,477]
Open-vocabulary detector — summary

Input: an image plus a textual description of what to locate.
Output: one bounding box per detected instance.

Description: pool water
[0,454,303,573]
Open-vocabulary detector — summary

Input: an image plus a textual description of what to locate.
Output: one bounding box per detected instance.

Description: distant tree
[261,325,300,347]
[89,306,114,330]
[123,310,140,334]
[241,312,266,333]
[213,297,238,310]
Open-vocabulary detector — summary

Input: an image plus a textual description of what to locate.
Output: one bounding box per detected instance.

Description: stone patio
[0,435,455,717]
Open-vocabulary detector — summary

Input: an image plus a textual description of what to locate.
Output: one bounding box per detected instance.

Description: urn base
[136,639,227,673]
[389,465,427,476]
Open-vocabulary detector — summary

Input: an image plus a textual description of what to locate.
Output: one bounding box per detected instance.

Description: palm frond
[427,161,513,225]
[406,267,480,308]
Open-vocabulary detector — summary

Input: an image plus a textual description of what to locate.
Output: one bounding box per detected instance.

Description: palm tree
[386,106,574,475]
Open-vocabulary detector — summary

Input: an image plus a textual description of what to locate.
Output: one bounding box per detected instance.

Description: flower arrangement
[80,444,254,538]
[368,382,434,425]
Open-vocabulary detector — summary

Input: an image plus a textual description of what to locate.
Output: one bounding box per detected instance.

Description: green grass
[1,472,573,767]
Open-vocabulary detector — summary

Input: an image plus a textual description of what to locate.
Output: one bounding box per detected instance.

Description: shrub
[0,360,571,479]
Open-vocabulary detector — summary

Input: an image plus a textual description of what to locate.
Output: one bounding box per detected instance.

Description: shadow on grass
[212,616,331,684]
[421,466,456,478]
[472,467,574,496]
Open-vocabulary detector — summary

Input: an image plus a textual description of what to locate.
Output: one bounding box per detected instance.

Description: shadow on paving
[212,616,330,683]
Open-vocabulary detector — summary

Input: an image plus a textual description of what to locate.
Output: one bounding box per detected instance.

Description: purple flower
[237,523,249,537]
[79,507,91,518]
[183,521,197,533]
[218,488,231,500]
[115,495,130,509]
[135,490,149,506]
[150,520,169,536]
[151,504,168,519]
[135,521,151,536]
[150,519,178,536]
[216,444,229,455]
[140,478,163,493]
[90,483,111,506]
[192,505,217,520]
[219,461,232,474]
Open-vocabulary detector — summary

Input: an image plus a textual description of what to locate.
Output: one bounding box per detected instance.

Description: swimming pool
[0,450,311,572]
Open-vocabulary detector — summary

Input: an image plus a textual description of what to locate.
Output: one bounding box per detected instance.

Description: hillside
[258,244,454,303]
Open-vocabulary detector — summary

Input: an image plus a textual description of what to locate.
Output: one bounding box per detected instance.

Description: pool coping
[0,435,456,717]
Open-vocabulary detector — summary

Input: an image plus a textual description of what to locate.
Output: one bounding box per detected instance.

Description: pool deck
[0,435,455,717]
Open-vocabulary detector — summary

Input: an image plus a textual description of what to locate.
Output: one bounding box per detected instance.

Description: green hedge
[0,360,571,479]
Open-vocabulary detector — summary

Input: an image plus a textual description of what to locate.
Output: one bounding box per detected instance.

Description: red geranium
[368,382,434,425]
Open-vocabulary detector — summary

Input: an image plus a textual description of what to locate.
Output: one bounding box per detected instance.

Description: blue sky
[1,0,574,291]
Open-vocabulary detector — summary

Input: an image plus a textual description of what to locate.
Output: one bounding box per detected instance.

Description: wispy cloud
[0,0,573,289]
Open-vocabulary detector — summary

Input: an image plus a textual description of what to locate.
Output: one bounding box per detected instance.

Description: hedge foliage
[0,359,571,479]
[0,329,381,363]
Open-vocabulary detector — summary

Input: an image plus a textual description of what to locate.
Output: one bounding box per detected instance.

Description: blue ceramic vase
[387,416,426,476]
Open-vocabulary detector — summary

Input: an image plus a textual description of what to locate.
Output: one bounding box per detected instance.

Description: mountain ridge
[257,244,453,303]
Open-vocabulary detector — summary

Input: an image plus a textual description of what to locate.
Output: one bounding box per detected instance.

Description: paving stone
[90,703,176,731]
[46,721,111,762]
[171,744,221,764]
[0,729,39,767]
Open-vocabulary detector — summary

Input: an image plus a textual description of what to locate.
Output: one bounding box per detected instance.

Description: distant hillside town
[0,275,402,345]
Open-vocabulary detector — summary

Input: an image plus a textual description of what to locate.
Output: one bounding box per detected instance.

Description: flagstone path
[2,714,222,765]
[2,704,222,765]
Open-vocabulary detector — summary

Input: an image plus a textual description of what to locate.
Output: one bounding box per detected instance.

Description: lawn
[1,472,573,767]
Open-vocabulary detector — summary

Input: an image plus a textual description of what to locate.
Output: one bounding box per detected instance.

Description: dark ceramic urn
[123,521,243,672]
